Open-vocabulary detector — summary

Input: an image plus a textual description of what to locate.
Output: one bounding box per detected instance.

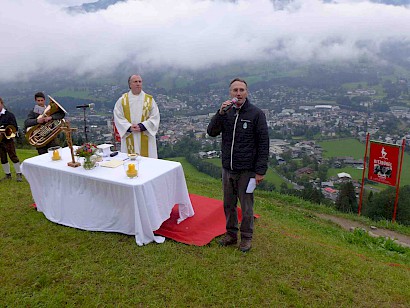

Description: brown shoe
[0,174,12,181]
[239,239,252,252]
[218,233,237,246]
[16,173,23,182]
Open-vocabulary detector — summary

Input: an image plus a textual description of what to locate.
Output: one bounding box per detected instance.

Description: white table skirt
[21,147,195,246]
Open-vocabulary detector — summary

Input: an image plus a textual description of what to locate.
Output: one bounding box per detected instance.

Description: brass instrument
[0,125,16,142]
[25,96,67,148]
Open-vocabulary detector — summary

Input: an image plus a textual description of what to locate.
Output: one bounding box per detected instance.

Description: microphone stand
[83,107,88,142]
[76,105,89,142]
[76,103,94,143]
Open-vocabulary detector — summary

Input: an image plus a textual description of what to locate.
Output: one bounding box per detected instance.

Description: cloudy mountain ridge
[66,0,126,13]
[67,0,410,13]
[1,0,410,83]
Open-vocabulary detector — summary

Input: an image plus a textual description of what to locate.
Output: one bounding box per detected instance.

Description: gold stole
[121,93,153,156]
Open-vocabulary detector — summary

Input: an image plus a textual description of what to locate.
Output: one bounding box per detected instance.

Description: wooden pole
[358,132,370,216]
[392,138,406,223]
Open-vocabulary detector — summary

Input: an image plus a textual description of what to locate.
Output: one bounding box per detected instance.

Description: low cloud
[1,0,410,82]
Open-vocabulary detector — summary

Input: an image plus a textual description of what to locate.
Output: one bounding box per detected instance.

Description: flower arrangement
[75,143,98,158]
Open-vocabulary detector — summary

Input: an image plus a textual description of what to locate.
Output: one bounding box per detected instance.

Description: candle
[52,150,60,160]
[128,164,135,172]
[126,163,138,177]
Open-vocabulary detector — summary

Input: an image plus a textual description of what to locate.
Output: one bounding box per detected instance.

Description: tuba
[0,125,16,142]
[25,96,68,148]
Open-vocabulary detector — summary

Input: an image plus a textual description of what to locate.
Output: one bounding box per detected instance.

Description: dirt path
[316,213,410,248]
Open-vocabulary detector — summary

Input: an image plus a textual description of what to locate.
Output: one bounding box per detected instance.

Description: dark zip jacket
[24,107,65,132]
[207,98,269,175]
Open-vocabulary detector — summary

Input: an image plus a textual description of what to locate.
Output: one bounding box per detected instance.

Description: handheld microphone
[222,98,238,112]
[76,103,95,110]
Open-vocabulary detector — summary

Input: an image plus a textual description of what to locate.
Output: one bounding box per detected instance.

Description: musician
[24,92,65,155]
[0,97,22,182]
[113,75,160,158]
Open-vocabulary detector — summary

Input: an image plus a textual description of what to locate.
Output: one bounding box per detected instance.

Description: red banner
[368,141,400,186]
[113,120,121,142]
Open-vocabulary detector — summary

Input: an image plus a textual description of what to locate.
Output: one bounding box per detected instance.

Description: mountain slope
[0,152,409,306]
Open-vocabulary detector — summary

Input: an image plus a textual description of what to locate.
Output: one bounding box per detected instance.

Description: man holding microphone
[207,78,269,252]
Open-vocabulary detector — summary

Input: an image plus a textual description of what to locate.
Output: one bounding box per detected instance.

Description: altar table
[21,148,195,246]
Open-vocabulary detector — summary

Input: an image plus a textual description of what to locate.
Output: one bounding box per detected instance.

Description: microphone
[76,103,95,110]
[222,97,238,112]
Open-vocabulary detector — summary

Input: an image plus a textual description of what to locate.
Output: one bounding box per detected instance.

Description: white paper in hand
[246,178,256,193]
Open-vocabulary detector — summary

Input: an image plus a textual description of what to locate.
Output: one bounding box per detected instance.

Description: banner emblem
[368,142,400,186]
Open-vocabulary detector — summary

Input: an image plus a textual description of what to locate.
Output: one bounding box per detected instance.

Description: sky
[1,0,410,82]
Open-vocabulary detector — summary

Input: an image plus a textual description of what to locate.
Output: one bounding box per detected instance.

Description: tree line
[334,181,410,226]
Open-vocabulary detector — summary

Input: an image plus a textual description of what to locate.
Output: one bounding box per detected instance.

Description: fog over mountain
[1,0,410,83]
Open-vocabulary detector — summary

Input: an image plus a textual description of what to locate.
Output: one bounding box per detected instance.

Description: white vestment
[113,90,160,158]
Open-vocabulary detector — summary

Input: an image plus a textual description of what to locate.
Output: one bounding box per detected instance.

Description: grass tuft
[344,228,409,254]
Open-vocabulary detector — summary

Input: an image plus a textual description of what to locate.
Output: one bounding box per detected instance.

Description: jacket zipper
[230,110,239,170]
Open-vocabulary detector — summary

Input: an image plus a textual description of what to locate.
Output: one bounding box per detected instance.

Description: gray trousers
[222,168,255,240]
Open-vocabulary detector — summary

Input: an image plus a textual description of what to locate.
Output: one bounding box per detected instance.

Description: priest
[113,75,160,158]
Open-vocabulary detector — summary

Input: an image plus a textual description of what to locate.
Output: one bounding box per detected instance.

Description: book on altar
[100,160,123,168]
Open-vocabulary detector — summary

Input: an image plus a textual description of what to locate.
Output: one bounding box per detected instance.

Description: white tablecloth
[21,148,195,246]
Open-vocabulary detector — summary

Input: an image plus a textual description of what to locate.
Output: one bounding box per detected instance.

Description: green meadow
[206,157,290,189]
[1,150,410,306]
[319,138,366,159]
[51,88,98,101]
[327,166,364,182]
[319,138,410,186]
[341,82,385,98]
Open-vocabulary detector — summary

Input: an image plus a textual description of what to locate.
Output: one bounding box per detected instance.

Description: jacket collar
[234,98,249,111]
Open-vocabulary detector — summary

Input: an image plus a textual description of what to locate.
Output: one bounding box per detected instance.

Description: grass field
[327,167,364,181]
[319,138,366,159]
[319,138,410,186]
[206,158,289,189]
[51,88,98,100]
[341,82,385,98]
[1,150,410,306]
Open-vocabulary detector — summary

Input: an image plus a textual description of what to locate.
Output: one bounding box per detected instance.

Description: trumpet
[0,125,16,142]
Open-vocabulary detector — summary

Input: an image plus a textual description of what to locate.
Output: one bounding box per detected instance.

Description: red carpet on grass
[155,194,257,246]
[33,194,257,246]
